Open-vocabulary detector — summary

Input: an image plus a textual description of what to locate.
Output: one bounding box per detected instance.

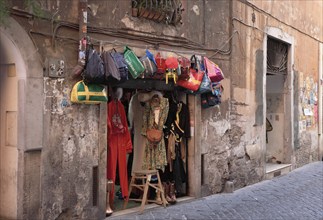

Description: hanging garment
[107,99,132,203]
[173,142,186,195]
[172,102,191,142]
[141,95,169,171]
[169,102,191,193]
[163,97,177,138]
[128,93,146,174]
[167,132,176,172]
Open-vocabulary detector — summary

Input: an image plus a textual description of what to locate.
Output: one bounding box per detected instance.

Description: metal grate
[267,38,288,75]
[131,0,184,25]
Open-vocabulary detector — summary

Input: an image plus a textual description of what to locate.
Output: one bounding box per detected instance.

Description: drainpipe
[319,43,323,161]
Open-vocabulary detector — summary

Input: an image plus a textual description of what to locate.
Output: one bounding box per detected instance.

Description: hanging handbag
[177,55,204,91]
[178,56,191,76]
[207,92,221,106]
[140,49,157,78]
[70,80,108,104]
[82,48,107,84]
[146,129,163,144]
[178,55,199,81]
[201,93,210,108]
[201,92,221,108]
[101,50,121,82]
[191,58,212,94]
[204,57,224,82]
[177,68,204,91]
[155,52,167,74]
[123,46,145,79]
[201,82,223,108]
[194,73,212,94]
[110,49,129,83]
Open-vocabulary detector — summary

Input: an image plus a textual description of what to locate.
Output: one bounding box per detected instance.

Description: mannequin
[140,91,169,172]
[107,87,132,212]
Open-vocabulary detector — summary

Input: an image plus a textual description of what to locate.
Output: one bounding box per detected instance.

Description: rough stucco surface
[295,132,319,168]
[42,106,101,219]
[41,78,102,220]
[202,117,264,194]
[201,0,322,195]
[1,0,322,219]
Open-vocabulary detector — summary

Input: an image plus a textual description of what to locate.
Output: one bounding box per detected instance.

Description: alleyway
[107,161,323,220]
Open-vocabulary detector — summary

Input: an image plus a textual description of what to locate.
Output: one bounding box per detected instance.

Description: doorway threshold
[106,196,195,219]
[265,163,291,180]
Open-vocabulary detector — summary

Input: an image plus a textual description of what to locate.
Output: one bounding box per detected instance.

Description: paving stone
[107,162,323,220]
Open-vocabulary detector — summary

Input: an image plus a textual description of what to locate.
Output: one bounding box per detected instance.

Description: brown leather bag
[146,129,163,144]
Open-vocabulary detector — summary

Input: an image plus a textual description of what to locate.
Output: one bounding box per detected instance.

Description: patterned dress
[141,96,169,171]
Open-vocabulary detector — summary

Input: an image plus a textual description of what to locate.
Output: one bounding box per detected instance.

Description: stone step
[265,163,292,180]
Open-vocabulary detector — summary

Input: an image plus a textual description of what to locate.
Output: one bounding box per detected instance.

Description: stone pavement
[107,162,323,220]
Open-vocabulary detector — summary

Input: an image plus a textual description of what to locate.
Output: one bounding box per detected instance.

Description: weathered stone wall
[295,132,319,168]
[200,0,322,195]
[6,0,106,219]
[3,0,322,218]
[6,0,234,218]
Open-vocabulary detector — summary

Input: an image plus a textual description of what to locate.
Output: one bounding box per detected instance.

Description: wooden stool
[123,170,167,213]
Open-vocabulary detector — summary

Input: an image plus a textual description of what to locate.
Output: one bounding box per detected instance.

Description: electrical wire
[208,30,238,58]
[9,7,245,60]
[9,7,234,57]
[236,0,323,44]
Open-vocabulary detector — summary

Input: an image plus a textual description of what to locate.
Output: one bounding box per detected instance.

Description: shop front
[70,40,225,217]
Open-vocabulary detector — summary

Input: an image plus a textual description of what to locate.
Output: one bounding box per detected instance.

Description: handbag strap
[124,46,131,53]
[190,55,197,69]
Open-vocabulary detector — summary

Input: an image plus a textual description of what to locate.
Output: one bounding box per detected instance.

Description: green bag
[70,81,108,104]
[123,46,145,79]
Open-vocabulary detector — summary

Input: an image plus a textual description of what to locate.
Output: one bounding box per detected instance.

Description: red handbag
[204,57,224,82]
[155,52,166,74]
[177,67,204,91]
[178,56,191,75]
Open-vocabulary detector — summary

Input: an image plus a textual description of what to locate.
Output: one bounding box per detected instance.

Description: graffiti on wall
[298,72,318,132]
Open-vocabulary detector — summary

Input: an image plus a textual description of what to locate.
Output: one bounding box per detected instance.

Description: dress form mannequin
[141,91,169,172]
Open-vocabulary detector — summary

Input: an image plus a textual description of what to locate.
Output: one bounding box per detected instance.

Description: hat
[138,91,163,102]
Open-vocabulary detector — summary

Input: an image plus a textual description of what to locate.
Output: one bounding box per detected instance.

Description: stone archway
[0,17,43,219]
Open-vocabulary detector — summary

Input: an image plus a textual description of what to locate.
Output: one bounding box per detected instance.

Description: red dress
[107,99,132,202]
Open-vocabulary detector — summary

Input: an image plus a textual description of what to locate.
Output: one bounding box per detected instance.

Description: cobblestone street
[108,161,323,220]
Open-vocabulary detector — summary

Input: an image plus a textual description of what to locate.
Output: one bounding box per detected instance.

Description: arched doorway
[0,29,26,219]
[0,17,44,219]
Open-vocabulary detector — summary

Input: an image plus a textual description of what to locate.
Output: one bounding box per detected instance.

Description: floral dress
[141,96,169,171]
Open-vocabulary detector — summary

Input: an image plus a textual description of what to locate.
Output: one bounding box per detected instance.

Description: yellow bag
[70,81,108,104]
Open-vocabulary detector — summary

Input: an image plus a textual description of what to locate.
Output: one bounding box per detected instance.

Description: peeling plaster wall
[6,0,106,219]
[201,0,322,195]
[8,0,230,217]
[3,0,322,218]
[41,77,102,220]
